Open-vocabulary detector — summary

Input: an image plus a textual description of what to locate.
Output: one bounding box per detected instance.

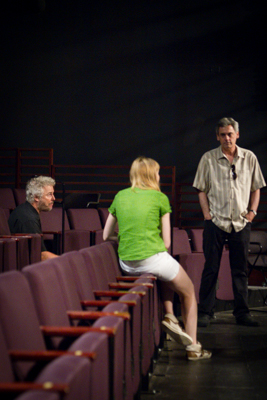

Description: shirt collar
[216,144,244,160]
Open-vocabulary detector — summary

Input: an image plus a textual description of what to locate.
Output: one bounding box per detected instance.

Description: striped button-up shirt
[193,145,266,233]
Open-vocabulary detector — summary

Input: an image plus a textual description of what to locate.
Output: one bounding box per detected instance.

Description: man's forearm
[245,189,260,222]
[249,189,260,211]
[198,191,212,220]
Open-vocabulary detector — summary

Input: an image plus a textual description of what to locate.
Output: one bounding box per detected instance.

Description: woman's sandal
[161,313,193,346]
[186,342,212,361]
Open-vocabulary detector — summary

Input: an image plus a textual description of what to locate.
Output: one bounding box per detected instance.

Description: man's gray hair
[26,176,56,203]
[216,117,239,135]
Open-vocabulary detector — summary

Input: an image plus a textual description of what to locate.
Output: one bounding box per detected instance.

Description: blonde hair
[130,156,160,191]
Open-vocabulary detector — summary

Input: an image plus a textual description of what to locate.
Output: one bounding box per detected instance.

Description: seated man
[9,176,58,261]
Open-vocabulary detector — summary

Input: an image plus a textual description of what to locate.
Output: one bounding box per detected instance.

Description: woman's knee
[170,268,195,297]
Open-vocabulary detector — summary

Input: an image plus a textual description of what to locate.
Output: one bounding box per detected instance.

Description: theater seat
[0,321,91,400]
[0,188,16,212]
[0,238,17,272]
[172,228,206,303]
[67,208,104,245]
[40,207,90,254]
[0,270,111,400]
[13,188,26,206]
[22,262,126,400]
[0,208,42,269]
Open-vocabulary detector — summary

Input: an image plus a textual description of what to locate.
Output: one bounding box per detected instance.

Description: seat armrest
[0,382,69,394]
[40,325,116,337]
[67,310,130,321]
[116,275,156,282]
[109,282,153,289]
[81,299,137,308]
[9,349,96,361]
[93,290,146,298]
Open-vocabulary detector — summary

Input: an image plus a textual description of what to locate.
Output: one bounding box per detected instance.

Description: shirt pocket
[238,169,251,185]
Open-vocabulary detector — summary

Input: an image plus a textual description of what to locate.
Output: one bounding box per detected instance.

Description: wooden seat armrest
[42,230,62,234]
[93,290,146,298]
[81,299,137,308]
[109,282,153,289]
[116,275,156,282]
[40,325,116,337]
[0,235,18,240]
[81,299,115,308]
[118,299,137,306]
[0,382,69,394]
[9,349,96,361]
[81,299,136,308]
[67,310,131,321]
[12,233,34,238]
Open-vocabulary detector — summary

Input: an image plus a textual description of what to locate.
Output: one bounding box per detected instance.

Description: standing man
[193,117,266,327]
[9,176,58,261]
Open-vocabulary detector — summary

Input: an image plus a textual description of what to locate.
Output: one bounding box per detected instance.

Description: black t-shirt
[8,201,47,252]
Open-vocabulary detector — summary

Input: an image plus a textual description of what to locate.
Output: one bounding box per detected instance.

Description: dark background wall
[1,0,267,182]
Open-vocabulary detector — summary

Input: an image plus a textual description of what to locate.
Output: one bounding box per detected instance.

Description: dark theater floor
[141,290,267,400]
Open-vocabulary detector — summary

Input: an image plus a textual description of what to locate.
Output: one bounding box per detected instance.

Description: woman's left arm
[161,213,171,250]
[103,213,118,241]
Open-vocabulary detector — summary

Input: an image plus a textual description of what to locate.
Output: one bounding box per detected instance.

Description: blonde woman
[103,156,211,360]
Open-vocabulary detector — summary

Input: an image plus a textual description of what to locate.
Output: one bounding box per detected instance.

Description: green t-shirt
[108,187,172,260]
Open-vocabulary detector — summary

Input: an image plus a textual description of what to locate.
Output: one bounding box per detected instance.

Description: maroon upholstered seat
[0,270,111,400]
[22,261,125,400]
[0,188,16,212]
[50,249,139,399]
[40,207,90,254]
[0,321,91,400]
[67,208,104,245]
[0,208,36,269]
[0,238,17,272]
[13,188,26,206]
[98,207,109,227]
[78,244,155,382]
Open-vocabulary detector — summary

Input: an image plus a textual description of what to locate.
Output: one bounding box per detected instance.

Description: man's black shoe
[197,314,211,327]
[236,314,260,327]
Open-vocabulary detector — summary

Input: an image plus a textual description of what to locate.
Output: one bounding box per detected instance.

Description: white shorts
[119,252,180,282]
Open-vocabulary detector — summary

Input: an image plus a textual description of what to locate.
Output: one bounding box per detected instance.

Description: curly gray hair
[216,117,239,135]
[26,176,56,203]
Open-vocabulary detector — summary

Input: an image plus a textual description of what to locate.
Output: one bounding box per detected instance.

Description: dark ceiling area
[1,0,266,181]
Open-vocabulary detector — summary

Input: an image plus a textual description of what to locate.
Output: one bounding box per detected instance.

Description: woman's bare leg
[160,281,174,315]
[165,266,198,344]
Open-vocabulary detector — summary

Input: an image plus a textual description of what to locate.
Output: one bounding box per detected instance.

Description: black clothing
[199,220,251,319]
[8,201,47,252]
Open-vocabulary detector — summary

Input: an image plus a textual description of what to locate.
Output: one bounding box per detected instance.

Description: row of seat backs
[0,271,109,400]
[0,240,159,400]
[0,192,233,303]
[0,188,24,211]
[0,189,110,252]
[0,207,42,273]
[0,188,109,227]
[0,189,111,259]
[0,317,92,400]
[0,257,119,399]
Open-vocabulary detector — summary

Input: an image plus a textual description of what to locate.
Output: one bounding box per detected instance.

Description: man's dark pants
[199,220,251,318]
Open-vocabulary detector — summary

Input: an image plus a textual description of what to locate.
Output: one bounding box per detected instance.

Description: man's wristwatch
[249,209,257,216]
